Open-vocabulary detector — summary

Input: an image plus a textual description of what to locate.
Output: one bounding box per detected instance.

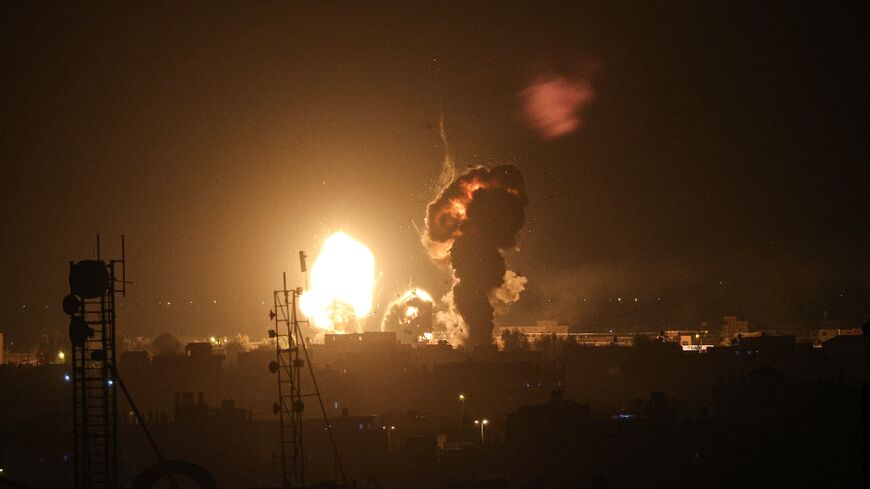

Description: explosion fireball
[424,165,528,348]
[381,288,435,343]
[299,232,375,331]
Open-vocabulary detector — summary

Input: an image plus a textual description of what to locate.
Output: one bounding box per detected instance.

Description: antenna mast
[270,273,306,487]
[64,236,127,489]
[269,253,345,488]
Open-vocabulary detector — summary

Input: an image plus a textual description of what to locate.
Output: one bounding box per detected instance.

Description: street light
[474,419,489,444]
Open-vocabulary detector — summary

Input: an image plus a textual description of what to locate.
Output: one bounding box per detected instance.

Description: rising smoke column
[424,165,528,347]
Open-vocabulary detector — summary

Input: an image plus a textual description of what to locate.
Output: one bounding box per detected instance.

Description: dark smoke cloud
[424,165,528,347]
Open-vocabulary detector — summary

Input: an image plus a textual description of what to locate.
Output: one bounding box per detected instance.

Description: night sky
[1,2,866,346]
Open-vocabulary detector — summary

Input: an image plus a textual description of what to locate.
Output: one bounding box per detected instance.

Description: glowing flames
[424,167,525,261]
[300,232,375,331]
[402,287,433,303]
[381,288,435,342]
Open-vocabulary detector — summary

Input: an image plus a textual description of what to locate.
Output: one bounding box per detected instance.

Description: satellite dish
[69,260,109,298]
[62,294,82,315]
[69,317,93,345]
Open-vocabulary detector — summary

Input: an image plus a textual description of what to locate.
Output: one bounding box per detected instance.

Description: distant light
[482,419,489,425]
[617,297,622,302]
[107,379,114,386]
[633,298,638,302]
[167,302,171,305]
[57,351,65,361]
[474,420,480,425]
[209,336,217,345]
[458,394,465,401]
[695,334,700,339]
[213,300,217,304]
[390,426,396,430]
[63,374,71,382]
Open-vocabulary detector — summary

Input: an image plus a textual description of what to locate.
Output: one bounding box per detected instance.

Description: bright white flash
[300,232,376,330]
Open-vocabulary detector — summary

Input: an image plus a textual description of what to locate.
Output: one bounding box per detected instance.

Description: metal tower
[64,236,126,489]
[270,273,307,488]
[269,254,345,488]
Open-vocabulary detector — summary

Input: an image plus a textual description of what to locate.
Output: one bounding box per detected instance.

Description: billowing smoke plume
[490,270,528,316]
[424,165,528,347]
[381,288,435,343]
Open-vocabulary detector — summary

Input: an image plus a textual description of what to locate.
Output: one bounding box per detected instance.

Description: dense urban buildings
[1,319,866,488]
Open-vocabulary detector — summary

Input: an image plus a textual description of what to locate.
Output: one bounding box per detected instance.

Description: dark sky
[1,2,866,346]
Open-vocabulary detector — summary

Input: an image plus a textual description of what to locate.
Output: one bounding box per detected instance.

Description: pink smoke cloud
[521,74,595,140]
